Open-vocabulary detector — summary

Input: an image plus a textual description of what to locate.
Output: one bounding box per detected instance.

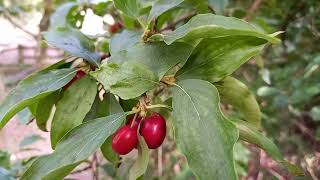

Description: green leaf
[43,27,100,67]
[184,0,209,13]
[101,137,119,165]
[19,134,44,148]
[215,76,261,128]
[51,76,97,149]
[50,2,77,29]
[101,93,124,165]
[128,135,149,180]
[208,0,229,14]
[176,36,266,82]
[21,113,127,180]
[148,0,184,22]
[0,69,76,129]
[163,14,280,45]
[110,42,193,79]
[114,0,140,19]
[109,30,142,55]
[33,91,61,131]
[234,120,304,176]
[0,151,10,168]
[172,79,238,179]
[91,62,159,100]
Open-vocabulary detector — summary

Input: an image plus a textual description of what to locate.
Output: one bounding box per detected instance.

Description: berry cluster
[112,113,166,155]
[63,69,166,155]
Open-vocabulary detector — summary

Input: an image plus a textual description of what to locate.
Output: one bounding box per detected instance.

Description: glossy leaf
[101,93,124,165]
[128,135,149,180]
[148,0,184,22]
[176,36,266,82]
[21,113,127,180]
[91,62,159,100]
[109,30,142,55]
[43,27,100,67]
[50,2,77,29]
[172,79,238,179]
[215,76,261,128]
[234,120,304,176]
[114,0,140,19]
[110,42,193,79]
[0,69,76,129]
[51,76,97,149]
[163,14,280,45]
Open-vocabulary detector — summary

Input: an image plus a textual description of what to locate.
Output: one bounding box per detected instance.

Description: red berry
[108,22,122,33]
[126,115,142,129]
[112,125,138,155]
[140,113,166,149]
[63,70,86,90]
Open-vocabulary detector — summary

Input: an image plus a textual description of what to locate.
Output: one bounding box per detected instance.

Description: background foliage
[0,0,319,179]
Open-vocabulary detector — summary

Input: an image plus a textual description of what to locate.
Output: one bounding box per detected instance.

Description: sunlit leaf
[163,14,280,45]
[215,76,261,128]
[176,36,266,82]
[110,42,193,79]
[91,62,159,100]
[172,79,238,179]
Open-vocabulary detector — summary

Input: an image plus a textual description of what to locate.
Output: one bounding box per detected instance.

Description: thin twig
[70,165,92,174]
[2,11,37,40]
[243,0,263,21]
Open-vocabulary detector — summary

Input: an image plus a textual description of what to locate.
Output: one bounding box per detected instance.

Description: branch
[2,11,37,40]
[70,165,92,174]
[160,12,196,32]
[243,0,264,21]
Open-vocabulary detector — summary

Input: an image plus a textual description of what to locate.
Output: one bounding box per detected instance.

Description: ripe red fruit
[108,22,122,33]
[63,70,86,90]
[140,113,166,149]
[126,115,142,129]
[112,125,138,155]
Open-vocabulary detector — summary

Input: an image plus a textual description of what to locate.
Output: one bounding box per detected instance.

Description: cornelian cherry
[108,22,122,33]
[63,70,86,90]
[140,113,166,149]
[112,125,138,155]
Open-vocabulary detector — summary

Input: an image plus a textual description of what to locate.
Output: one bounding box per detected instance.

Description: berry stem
[130,113,138,128]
